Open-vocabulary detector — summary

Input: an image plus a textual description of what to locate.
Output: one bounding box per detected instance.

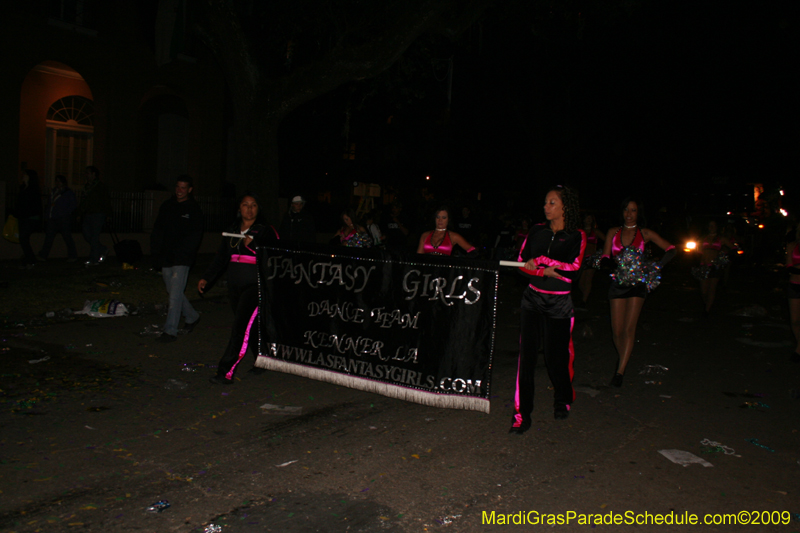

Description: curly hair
[548,185,580,232]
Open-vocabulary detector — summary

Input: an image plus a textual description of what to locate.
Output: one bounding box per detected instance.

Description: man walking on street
[151,175,203,342]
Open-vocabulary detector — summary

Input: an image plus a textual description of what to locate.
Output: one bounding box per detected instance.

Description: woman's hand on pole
[543,265,565,281]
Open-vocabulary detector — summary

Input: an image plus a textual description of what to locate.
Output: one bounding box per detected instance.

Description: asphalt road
[1,263,799,533]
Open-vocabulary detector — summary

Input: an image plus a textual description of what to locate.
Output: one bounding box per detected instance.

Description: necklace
[229,227,250,248]
[435,228,446,231]
[432,230,447,248]
[624,224,637,229]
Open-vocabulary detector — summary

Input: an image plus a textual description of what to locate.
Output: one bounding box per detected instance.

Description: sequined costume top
[339,228,358,244]
[611,227,644,256]
[702,237,722,251]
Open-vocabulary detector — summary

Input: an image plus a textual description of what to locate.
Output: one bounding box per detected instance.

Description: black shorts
[608,282,648,300]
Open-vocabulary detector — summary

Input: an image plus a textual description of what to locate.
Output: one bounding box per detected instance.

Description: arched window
[46,96,94,186]
[48,96,94,125]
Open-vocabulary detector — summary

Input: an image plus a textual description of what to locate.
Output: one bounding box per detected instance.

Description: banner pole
[499,260,526,268]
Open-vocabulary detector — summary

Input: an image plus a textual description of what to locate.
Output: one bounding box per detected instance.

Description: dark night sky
[277,0,799,217]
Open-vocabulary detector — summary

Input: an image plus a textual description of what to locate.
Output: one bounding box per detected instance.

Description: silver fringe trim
[255,355,489,414]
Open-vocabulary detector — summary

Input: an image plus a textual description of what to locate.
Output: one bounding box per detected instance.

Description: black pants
[40,215,77,260]
[217,284,260,379]
[512,302,576,426]
[18,216,38,264]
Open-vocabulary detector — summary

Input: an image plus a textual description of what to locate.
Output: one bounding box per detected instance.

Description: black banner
[254,244,498,413]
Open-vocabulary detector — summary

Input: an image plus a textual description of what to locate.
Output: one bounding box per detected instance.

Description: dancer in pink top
[417,206,475,256]
[694,220,734,315]
[601,197,675,387]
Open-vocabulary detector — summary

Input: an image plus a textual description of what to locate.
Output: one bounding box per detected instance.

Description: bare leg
[705,278,719,313]
[611,297,645,375]
[700,279,710,310]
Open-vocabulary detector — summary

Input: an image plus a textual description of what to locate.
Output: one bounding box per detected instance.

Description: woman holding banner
[510,185,586,435]
[417,206,476,256]
[199,193,279,385]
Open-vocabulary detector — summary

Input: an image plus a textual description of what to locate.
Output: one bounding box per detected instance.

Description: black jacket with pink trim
[202,222,279,283]
[518,224,586,294]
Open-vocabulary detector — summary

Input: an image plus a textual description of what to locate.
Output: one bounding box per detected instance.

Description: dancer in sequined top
[696,220,733,316]
[417,207,475,256]
[334,209,369,246]
[601,198,675,387]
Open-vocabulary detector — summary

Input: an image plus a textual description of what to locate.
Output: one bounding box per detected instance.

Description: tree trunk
[198,0,490,224]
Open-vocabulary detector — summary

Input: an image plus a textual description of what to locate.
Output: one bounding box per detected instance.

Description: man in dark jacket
[279,195,316,243]
[39,174,78,261]
[14,169,43,267]
[150,175,203,342]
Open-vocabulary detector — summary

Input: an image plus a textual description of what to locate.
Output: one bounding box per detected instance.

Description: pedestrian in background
[38,174,78,262]
[383,201,411,252]
[13,169,42,268]
[279,195,316,243]
[365,210,385,247]
[150,175,203,342]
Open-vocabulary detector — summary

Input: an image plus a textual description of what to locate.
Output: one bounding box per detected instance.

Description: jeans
[40,216,78,260]
[82,213,108,262]
[162,265,199,336]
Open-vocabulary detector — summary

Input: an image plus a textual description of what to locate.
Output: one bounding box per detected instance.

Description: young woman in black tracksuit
[509,185,586,435]
[199,194,279,384]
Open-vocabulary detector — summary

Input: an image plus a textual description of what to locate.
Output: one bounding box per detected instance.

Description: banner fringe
[255,356,489,414]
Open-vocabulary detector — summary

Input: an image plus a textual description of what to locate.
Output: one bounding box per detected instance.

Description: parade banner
[254,244,498,413]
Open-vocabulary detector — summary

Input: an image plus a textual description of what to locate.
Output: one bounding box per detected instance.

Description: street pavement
[1,260,798,532]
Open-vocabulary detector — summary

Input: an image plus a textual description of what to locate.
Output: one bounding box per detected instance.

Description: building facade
[2,1,228,214]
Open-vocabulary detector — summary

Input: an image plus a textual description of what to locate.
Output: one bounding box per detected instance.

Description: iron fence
[107,192,234,233]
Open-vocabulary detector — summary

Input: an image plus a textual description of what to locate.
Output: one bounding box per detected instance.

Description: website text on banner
[254,245,498,413]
